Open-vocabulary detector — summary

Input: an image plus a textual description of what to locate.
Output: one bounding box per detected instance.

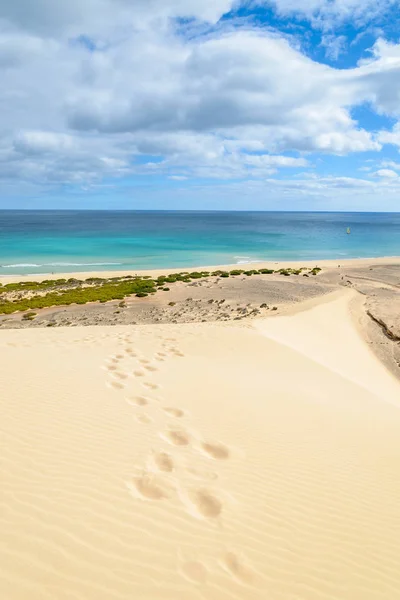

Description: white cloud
[0,0,399,201]
[13,131,76,154]
[378,123,400,147]
[263,0,395,28]
[380,160,400,170]
[0,0,233,37]
[320,34,347,60]
[64,30,382,155]
[146,175,400,211]
[374,168,398,178]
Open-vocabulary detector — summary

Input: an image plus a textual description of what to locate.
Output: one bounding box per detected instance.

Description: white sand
[1,290,400,599]
[1,255,399,283]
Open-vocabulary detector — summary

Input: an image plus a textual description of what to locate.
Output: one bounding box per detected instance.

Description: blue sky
[1,0,400,210]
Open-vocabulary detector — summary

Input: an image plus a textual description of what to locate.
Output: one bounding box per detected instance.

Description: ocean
[0,211,399,275]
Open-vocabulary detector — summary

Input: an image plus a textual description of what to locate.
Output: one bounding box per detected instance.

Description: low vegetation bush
[22,311,37,320]
[0,265,322,315]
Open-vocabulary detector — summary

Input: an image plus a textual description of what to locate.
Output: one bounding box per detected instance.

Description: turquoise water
[0,211,399,275]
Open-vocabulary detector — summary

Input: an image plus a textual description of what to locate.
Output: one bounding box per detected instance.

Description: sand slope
[1,291,400,599]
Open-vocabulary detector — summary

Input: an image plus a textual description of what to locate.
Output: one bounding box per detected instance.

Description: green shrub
[23,311,37,319]
[259,268,274,274]
[244,270,260,276]
[163,287,170,291]
[136,292,148,298]
[229,269,244,276]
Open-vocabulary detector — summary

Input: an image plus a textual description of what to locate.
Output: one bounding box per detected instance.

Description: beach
[1,258,399,377]
[1,284,400,600]
[2,0,400,595]
[1,255,400,283]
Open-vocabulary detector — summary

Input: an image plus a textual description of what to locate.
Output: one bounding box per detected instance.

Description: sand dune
[1,290,400,599]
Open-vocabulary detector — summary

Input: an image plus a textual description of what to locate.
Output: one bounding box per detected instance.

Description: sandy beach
[1,277,400,599]
[2,257,399,377]
[1,256,400,283]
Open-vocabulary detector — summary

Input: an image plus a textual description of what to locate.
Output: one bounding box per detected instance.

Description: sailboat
[346,227,351,234]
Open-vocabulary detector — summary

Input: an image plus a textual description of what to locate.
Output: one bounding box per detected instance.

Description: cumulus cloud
[378,123,400,147]
[0,0,398,201]
[64,30,383,154]
[374,168,398,178]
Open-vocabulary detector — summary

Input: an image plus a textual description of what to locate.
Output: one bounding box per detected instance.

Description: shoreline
[1,257,399,379]
[1,255,399,283]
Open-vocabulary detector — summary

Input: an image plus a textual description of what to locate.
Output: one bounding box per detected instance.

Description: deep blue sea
[0,211,399,275]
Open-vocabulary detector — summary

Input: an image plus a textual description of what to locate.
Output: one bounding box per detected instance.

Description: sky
[1,0,400,211]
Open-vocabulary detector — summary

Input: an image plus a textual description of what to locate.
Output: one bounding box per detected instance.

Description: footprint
[144,365,158,372]
[135,413,152,425]
[220,552,255,585]
[143,382,160,390]
[109,381,125,390]
[127,473,173,501]
[127,396,149,406]
[106,365,118,372]
[163,407,185,418]
[155,356,165,362]
[133,370,145,377]
[187,467,218,482]
[201,441,230,460]
[116,354,124,359]
[161,429,190,447]
[153,452,174,473]
[139,359,150,365]
[180,560,208,584]
[156,352,166,358]
[187,488,222,519]
[113,371,128,380]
